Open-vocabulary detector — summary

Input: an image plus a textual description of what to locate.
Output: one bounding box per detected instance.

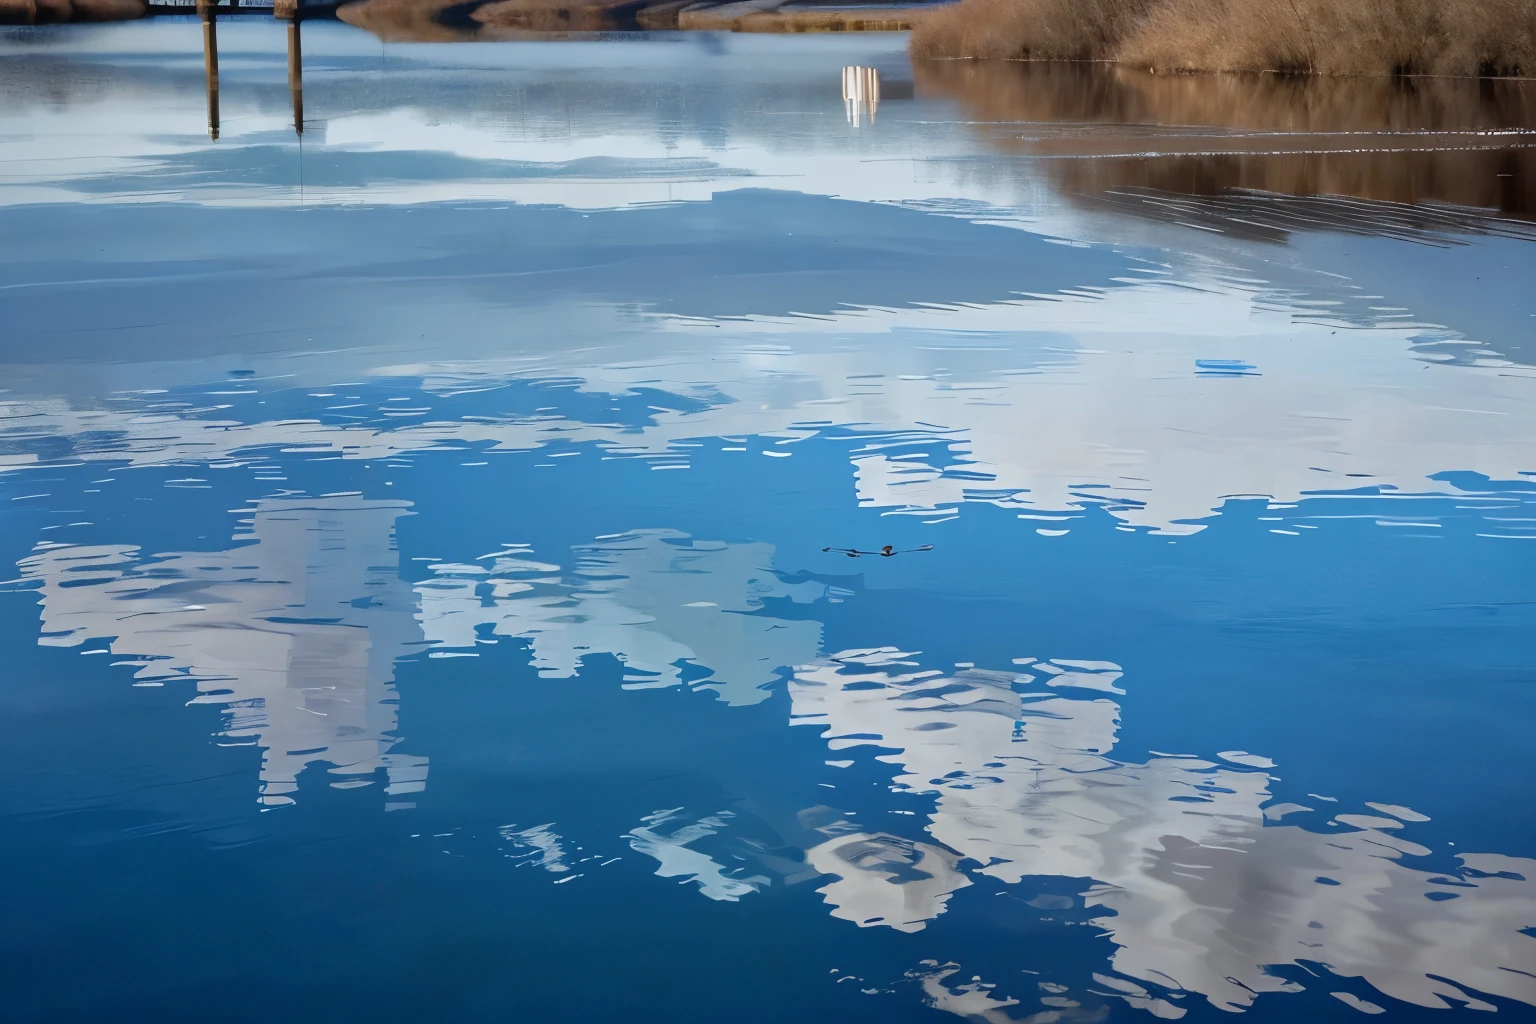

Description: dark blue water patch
[58,146,754,192]
[1292,231,1536,369]
[1432,469,1536,493]
[0,793,942,1023]
[0,192,1142,357]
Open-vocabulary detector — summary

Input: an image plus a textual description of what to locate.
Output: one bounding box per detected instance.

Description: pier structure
[195,0,305,140]
[284,7,303,134]
[198,0,218,139]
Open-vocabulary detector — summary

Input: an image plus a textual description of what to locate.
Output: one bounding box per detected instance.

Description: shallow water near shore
[2,20,1535,1022]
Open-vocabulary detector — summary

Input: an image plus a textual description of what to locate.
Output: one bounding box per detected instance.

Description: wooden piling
[199,0,219,140]
[287,16,303,135]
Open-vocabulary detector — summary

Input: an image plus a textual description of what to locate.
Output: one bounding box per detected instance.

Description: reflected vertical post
[199,0,219,141]
[286,15,303,135]
[841,66,880,128]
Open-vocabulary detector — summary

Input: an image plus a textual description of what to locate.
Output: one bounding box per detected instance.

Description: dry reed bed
[911,0,1536,77]
[336,0,915,38]
[722,7,916,31]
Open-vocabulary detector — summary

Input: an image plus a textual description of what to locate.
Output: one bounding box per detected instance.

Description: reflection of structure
[415,530,824,706]
[841,65,879,126]
[200,3,218,140]
[21,498,428,808]
[197,5,305,140]
[790,649,1536,1016]
[913,60,1536,223]
[286,13,303,135]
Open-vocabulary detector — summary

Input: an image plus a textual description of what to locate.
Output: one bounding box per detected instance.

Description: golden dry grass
[912,0,1155,60]
[911,0,1536,77]
[1124,0,1536,76]
[472,0,645,31]
[332,0,910,36]
[734,7,917,31]
[675,2,914,31]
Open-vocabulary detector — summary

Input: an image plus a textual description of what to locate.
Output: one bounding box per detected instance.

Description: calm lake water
[2,19,1535,1023]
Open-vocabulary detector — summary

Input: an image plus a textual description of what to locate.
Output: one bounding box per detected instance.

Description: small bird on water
[822,544,934,558]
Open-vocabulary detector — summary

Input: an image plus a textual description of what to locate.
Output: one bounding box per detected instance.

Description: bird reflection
[790,652,1536,1014]
[841,65,879,127]
[821,544,933,558]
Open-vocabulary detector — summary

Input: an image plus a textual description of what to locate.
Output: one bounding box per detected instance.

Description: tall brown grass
[473,0,646,32]
[729,7,918,32]
[334,0,912,38]
[913,0,1155,61]
[911,0,1536,77]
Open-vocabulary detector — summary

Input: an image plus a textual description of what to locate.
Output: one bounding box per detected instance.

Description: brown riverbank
[331,0,915,38]
[0,0,143,22]
[464,0,914,32]
[911,0,1536,77]
[333,0,918,38]
[1,0,917,31]
[674,1,914,30]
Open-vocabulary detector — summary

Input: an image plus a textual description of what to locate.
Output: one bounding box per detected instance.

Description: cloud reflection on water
[14,480,1536,1017]
[792,649,1536,1015]
[417,529,824,705]
[22,497,430,807]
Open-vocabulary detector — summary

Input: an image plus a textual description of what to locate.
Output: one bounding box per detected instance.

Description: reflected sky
[1,22,1534,1024]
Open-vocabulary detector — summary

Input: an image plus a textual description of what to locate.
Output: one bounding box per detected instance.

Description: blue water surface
[2,20,1535,1023]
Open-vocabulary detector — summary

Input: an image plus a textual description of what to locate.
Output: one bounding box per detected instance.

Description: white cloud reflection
[4,273,1534,539]
[13,492,1536,1017]
[790,648,1536,1015]
[21,497,429,807]
[415,530,823,706]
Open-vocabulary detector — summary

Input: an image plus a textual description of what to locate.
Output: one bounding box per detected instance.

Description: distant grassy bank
[330,0,918,39]
[0,0,919,30]
[911,0,1536,77]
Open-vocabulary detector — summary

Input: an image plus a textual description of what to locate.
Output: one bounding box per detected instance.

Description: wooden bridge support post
[198,0,219,140]
[286,15,303,135]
